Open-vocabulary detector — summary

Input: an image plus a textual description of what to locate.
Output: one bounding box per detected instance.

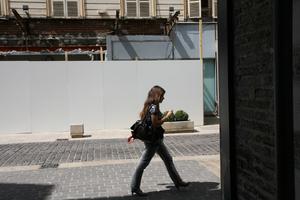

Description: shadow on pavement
[0,183,54,200]
[70,182,220,200]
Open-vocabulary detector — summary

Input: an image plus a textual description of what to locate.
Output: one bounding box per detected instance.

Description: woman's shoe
[175,181,190,190]
[131,188,147,197]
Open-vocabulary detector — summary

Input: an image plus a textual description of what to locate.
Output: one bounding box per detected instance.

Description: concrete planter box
[162,121,194,133]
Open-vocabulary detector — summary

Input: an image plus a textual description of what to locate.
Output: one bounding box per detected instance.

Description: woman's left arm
[151,110,172,127]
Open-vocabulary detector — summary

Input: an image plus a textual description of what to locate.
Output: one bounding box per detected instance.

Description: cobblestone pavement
[0,133,220,200]
[0,134,219,168]
[0,158,220,200]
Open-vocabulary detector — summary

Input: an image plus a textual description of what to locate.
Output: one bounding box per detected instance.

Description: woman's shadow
[70,181,220,200]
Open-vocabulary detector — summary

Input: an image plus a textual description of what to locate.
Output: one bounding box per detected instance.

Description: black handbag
[130,107,153,142]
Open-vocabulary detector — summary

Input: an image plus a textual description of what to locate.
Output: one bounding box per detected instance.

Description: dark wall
[232,0,276,199]
[0,18,166,51]
[294,0,300,199]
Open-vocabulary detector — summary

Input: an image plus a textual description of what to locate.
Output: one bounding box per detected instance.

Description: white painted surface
[0,60,203,133]
[31,63,69,132]
[68,63,105,130]
[0,64,31,133]
[102,61,139,129]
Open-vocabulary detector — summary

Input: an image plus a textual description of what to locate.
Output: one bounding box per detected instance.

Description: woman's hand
[166,110,173,118]
[152,110,173,127]
[127,135,135,144]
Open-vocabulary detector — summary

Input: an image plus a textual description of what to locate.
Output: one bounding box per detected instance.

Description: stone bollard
[70,124,84,138]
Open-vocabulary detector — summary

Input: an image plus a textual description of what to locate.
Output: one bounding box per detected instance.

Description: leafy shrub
[163,111,176,122]
[174,110,189,121]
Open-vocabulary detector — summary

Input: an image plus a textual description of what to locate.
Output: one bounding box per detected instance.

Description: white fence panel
[68,63,105,130]
[31,63,69,132]
[0,60,203,134]
[103,61,139,129]
[0,65,31,133]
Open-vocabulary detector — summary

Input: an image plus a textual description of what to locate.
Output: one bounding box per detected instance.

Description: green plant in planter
[174,110,189,121]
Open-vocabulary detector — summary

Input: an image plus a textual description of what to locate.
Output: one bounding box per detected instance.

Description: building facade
[0,0,217,20]
[0,0,217,52]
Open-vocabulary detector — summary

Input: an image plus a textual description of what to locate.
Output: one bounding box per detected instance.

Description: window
[201,0,209,17]
[188,0,201,18]
[52,0,79,17]
[126,0,150,18]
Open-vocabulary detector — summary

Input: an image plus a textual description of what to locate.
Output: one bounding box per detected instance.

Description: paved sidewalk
[0,125,220,200]
[0,156,220,200]
[0,134,219,168]
[0,125,219,144]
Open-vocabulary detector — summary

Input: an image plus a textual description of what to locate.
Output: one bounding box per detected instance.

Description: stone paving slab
[0,134,219,167]
[0,158,220,200]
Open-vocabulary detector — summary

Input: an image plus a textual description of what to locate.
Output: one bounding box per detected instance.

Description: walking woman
[128,85,189,197]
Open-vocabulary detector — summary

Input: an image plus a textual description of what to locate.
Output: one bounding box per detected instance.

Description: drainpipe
[199,18,204,120]
[199,19,203,62]
[199,18,203,70]
[215,23,219,116]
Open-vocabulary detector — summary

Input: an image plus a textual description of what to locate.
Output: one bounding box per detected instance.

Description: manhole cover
[56,138,69,141]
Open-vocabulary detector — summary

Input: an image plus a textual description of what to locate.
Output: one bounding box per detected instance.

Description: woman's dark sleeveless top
[145,104,164,141]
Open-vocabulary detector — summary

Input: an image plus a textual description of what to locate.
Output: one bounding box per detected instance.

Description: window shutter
[67,0,78,17]
[189,0,200,18]
[139,0,150,17]
[126,0,137,17]
[213,0,217,18]
[53,1,64,17]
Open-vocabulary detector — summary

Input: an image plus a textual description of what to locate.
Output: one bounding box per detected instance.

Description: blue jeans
[131,139,183,190]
